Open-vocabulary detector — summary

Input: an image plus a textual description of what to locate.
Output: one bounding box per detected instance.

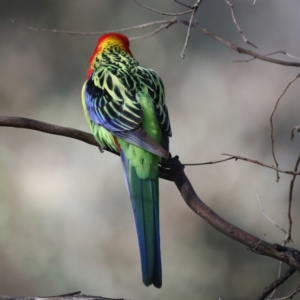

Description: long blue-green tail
[120,150,162,288]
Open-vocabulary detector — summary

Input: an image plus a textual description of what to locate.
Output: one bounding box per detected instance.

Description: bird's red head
[87,33,132,78]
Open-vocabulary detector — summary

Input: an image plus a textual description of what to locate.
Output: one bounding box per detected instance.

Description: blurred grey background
[1,0,300,299]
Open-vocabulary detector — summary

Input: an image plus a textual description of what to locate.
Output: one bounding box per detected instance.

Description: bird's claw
[98,146,105,153]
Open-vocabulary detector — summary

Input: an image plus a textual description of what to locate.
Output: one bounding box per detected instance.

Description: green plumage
[118,90,162,179]
[82,35,171,288]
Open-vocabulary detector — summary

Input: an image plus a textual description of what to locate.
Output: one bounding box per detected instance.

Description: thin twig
[180,0,202,58]
[167,156,235,166]
[256,191,287,235]
[180,10,194,58]
[174,0,194,9]
[291,125,300,141]
[223,0,257,48]
[269,74,300,182]
[233,51,300,63]
[0,291,122,300]
[272,281,300,300]
[255,268,296,300]
[251,234,266,254]
[133,0,193,16]
[130,17,177,40]
[267,262,283,300]
[11,19,171,36]
[256,187,288,300]
[284,155,300,244]
[255,189,288,300]
[222,153,300,176]
[178,20,300,67]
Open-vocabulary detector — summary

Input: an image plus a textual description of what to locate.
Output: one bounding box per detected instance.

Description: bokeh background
[1,0,300,299]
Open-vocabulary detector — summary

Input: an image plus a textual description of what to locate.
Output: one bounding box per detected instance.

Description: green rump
[118,90,162,180]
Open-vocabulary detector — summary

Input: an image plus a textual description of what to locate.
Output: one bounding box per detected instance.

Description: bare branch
[269,74,300,182]
[255,268,296,300]
[162,156,236,167]
[180,11,194,58]
[174,0,194,9]
[233,51,300,63]
[284,155,300,244]
[181,156,235,166]
[11,19,171,36]
[291,125,300,141]
[222,153,300,176]
[256,191,287,235]
[272,281,300,300]
[130,17,177,40]
[2,116,300,271]
[132,0,193,16]
[168,156,300,270]
[0,291,123,300]
[2,116,299,177]
[0,116,233,167]
[270,262,284,300]
[0,115,115,152]
[12,15,300,68]
[223,0,257,48]
[178,20,300,67]
[131,0,202,58]
[180,0,202,58]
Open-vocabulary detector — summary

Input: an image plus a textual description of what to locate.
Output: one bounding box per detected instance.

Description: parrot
[82,32,172,288]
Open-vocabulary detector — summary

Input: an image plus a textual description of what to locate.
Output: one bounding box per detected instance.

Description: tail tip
[142,277,162,289]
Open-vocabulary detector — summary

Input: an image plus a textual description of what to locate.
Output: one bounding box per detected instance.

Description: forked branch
[12,17,300,67]
[255,268,296,300]
[1,115,300,272]
[223,0,257,48]
[269,73,300,182]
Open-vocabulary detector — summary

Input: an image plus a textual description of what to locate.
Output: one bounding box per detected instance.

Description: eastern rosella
[82,33,171,288]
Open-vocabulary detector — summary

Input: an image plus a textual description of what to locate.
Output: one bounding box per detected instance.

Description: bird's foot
[160,154,184,170]
[98,146,105,153]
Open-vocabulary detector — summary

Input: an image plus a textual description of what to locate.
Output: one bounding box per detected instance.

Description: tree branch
[255,268,296,300]
[130,17,177,40]
[0,291,123,300]
[132,0,193,16]
[2,116,300,272]
[269,74,300,182]
[0,116,117,156]
[285,155,300,244]
[12,16,300,67]
[180,0,202,58]
[233,51,300,64]
[178,20,300,67]
[11,19,172,36]
[168,156,300,270]
[223,0,257,48]
[222,153,300,176]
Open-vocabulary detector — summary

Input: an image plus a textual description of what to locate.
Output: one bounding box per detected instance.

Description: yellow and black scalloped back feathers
[87,32,133,79]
